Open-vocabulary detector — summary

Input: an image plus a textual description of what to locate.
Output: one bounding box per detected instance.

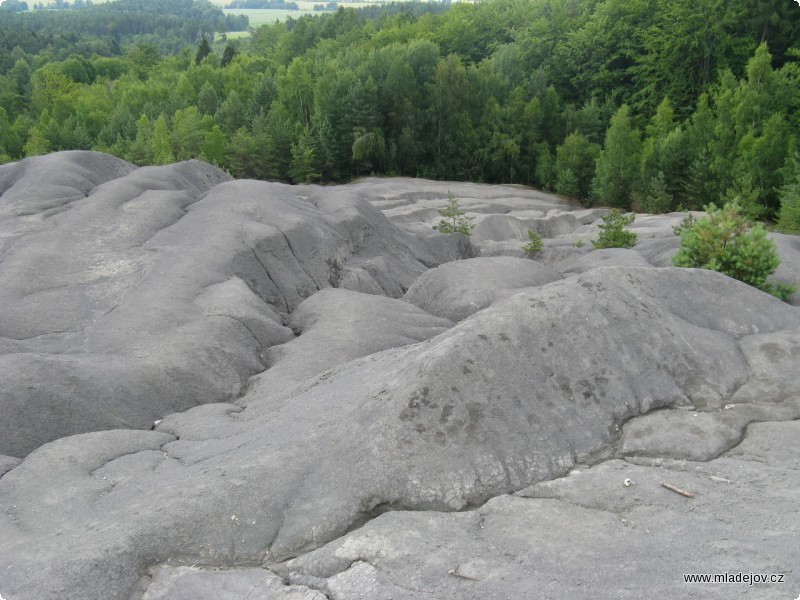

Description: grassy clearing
[224,30,254,38]
[223,7,311,26]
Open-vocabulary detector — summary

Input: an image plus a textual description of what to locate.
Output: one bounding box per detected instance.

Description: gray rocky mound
[247,287,454,399]
[0,153,466,456]
[402,256,561,321]
[1,152,799,600]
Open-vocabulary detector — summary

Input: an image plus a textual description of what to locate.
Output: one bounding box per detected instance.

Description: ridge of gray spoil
[1,154,799,600]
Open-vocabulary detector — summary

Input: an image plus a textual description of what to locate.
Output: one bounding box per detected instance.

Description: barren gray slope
[0,153,466,456]
[2,267,799,600]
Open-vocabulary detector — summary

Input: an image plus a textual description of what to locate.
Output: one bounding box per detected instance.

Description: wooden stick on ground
[449,567,482,581]
[660,481,695,498]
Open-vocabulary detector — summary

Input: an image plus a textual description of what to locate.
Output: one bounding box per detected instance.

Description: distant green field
[30,0,386,24]
[28,0,398,29]
[221,0,390,27]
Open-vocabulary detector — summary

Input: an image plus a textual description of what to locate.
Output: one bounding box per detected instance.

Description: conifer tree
[777,152,800,234]
[201,125,226,167]
[221,43,238,67]
[151,115,173,165]
[591,105,641,209]
[555,131,600,204]
[195,38,212,65]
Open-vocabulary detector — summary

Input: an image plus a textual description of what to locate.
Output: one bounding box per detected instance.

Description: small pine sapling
[672,213,697,236]
[433,191,476,236]
[522,230,543,257]
[592,210,638,249]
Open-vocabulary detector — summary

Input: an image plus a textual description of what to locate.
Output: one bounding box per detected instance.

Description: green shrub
[522,230,543,257]
[592,210,638,249]
[672,201,796,300]
[433,191,476,236]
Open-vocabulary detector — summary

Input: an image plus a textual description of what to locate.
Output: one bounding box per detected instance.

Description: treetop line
[0,0,798,230]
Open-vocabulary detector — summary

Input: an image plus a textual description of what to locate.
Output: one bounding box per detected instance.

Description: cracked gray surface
[276,420,800,600]
[1,153,799,600]
[137,565,327,600]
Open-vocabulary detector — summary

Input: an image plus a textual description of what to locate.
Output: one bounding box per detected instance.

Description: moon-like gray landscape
[1,151,799,599]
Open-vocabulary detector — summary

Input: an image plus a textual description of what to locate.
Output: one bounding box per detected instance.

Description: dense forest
[0,0,247,59]
[0,0,799,228]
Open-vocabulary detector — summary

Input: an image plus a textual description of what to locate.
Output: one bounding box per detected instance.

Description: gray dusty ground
[0,152,798,600]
